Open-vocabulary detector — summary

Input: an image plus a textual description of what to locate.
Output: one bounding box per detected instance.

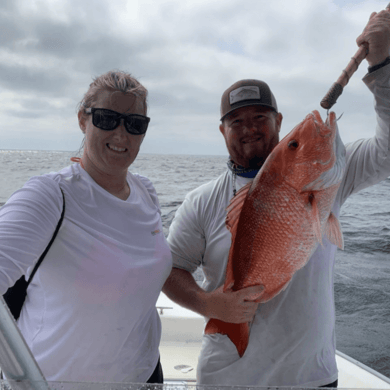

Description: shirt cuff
[368,56,390,73]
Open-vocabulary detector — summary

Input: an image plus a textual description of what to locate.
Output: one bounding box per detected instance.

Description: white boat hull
[0,293,389,389]
[157,293,390,388]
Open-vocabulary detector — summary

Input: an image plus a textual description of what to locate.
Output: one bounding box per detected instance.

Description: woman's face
[79,90,146,178]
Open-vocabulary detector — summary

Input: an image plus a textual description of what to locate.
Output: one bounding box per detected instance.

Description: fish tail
[204,318,250,357]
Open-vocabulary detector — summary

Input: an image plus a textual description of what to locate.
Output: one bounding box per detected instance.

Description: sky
[0,0,389,156]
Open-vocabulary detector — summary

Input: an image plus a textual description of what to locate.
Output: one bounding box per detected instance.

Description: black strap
[26,188,66,287]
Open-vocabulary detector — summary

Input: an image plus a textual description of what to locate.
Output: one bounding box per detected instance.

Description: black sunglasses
[85,108,150,135]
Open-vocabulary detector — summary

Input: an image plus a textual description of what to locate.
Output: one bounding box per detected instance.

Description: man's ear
[219,123,225,136]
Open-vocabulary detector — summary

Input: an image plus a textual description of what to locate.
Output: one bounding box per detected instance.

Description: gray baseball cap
[220,79,278,121]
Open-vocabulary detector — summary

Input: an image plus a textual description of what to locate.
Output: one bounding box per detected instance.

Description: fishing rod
[320,2,390,110]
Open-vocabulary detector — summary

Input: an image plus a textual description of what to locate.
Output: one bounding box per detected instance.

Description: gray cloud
[0,0,387,153]
[5,97,75,120]
[0,62,70,95]
[0,13,25,48]
[7,109,45,119]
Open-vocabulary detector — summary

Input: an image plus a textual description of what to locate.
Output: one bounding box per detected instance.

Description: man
[163,10,390,388]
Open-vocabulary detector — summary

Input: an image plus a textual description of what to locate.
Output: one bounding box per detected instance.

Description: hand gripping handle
[320,3,390,110]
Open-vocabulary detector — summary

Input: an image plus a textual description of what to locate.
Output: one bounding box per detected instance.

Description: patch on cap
[220,79,278,121]
[229,86,260,105]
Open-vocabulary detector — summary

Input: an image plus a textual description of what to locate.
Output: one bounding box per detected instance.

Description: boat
[157,292,390,389]
[0,293,389,389]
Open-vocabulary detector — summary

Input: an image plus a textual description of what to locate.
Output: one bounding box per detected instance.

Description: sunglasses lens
[93,110,118,130]
[91,109,149,134]
[125,117,148,135]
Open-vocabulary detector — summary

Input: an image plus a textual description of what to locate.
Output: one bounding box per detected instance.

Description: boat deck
[157,293,390,388]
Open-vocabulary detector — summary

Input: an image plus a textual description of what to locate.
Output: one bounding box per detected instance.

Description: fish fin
[258,279,292,303]
[309,193,323,245]
[205,318,250,357]
[325,212,344,249]
[226,182,252,232]
[225,182,252,289]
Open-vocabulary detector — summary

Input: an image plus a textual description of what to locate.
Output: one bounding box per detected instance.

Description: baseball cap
[220,79,278,121]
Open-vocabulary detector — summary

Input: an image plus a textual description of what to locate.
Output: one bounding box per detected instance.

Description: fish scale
[232,182,313,294]
[204,110,346,357]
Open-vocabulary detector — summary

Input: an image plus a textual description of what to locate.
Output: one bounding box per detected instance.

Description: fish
[204,110,346,357]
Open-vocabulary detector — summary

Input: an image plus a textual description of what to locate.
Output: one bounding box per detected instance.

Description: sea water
[0,150,389,378]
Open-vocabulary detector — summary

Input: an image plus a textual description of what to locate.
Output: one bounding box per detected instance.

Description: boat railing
[0,380,349,390]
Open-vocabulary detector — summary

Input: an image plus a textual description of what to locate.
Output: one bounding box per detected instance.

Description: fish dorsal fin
[225,182,252,291]
[326,212,344,249]
[309,193,323,245]
[226,182,252,232]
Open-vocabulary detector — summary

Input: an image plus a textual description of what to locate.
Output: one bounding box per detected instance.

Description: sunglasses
[85,108,150,135]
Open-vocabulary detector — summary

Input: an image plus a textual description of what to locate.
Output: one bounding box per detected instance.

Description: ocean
[0,150,389,379]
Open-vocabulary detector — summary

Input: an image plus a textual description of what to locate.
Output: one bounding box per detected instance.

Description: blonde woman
[0,71,171,384]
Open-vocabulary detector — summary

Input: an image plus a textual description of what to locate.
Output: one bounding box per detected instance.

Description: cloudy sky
[0,0,388,156]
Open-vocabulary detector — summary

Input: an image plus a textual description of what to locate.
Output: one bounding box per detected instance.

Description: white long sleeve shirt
[167,64,390,387]
[0,164,172,383]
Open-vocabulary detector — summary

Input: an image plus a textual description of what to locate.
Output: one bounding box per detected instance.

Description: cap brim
[220,101,277,121]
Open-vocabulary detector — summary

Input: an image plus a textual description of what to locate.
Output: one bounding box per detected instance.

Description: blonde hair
[77,70,148,115]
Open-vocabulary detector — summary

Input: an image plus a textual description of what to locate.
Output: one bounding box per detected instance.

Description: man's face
[219,106,283,169]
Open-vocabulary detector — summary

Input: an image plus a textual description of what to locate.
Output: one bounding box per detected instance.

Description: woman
[0,71,172,383]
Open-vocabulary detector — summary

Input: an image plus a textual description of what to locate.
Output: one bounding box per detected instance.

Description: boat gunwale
[336,350,390,385]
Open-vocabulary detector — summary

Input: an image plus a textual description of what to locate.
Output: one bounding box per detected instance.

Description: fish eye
[288,140,299,150]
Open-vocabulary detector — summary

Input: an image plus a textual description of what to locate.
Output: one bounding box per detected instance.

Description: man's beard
[246,139,279,169]
[246,155,266,169]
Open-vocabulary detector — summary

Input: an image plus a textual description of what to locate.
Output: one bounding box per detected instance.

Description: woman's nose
[113,120,128,137]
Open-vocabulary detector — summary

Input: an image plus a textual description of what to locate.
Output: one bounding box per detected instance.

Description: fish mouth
[303,124,346,191]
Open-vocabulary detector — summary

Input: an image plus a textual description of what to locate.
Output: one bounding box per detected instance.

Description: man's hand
[356,7,390,67]
[204,285,264,324]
